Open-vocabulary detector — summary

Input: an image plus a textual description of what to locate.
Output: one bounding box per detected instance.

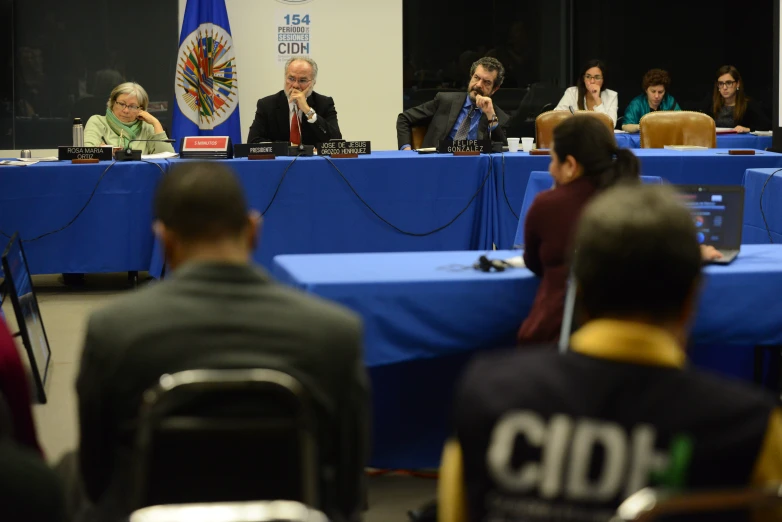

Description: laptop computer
[676,185,745,265]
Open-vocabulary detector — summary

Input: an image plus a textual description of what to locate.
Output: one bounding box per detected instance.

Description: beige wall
[178,0,403,150]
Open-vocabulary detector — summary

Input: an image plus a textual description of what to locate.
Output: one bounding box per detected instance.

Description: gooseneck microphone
[115,138,176,161]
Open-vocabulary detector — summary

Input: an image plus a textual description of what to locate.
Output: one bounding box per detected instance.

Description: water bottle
[72,118,84,147]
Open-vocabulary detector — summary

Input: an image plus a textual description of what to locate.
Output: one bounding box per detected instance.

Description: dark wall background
[2,0,178,149]
[573,0,773,116]
[404,0,774,122]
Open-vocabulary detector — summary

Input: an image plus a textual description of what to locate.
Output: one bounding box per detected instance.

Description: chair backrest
[535,110,572,149]
[131,369,319,511]
[514,174,665,248]
[130,500,329,522]
[613,486,782,522]
[639,111,716,148]
[411,125,428,150]
[575,110,615,131]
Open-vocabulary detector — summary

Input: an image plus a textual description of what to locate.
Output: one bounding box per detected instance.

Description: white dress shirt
[289,102,318,128]
[554,86,619,126]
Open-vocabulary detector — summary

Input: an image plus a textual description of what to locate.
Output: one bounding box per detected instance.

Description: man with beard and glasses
[396,57,509,150]
[247,56,342,145]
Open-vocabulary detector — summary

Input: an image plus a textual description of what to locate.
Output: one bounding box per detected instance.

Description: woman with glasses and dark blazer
[700,65,771,132]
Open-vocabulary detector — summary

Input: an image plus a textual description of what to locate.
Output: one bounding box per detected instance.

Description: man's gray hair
[284,56,318,82]
[573,184,702,323]
[107,81,149,111]
[470,57,505,88]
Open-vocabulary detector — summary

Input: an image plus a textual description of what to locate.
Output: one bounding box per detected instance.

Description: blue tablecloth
[743,168,782,244]
[492,149,782,249]
[615,132,773,150]
[0,160,166,274]
[272,245,782,468]
[149,153,495,276]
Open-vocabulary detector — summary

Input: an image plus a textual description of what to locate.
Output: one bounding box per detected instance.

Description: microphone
[568,105,575,115]
[116,138,176,161]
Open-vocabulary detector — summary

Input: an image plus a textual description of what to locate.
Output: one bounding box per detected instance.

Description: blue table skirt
[615,132,772,150]
[492,149,782,249]
[273,246,782,468]
[743,168,782,244]
[151,153,495,276]
[0,160,166,274]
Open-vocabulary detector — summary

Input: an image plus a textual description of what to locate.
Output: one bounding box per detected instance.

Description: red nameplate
[182,137,229,151]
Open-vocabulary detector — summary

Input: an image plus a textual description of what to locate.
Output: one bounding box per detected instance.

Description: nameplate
[319,140,371,156]
[58,146,113,161]
[234,142,289,158]
[728,149,756,155]
[180,136,233,159]
[438,140,491,154]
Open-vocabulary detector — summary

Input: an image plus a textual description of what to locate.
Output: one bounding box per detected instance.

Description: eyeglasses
[286,76,312,86]
[584,74,603,82]
[115,101,141,112]
[717,81,736,88]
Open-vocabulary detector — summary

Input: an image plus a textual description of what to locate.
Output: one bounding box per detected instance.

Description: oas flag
[172,0,241,148]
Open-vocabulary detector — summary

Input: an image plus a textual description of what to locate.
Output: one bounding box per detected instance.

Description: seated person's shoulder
[0,441,65,521]
[270,283,360,327]
[685,367,778,412]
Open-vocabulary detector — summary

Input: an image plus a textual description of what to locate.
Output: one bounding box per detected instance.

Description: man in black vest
[448,184,782,522]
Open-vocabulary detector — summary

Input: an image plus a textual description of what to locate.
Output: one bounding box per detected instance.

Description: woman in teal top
[84,82,175,154]
[622,68,681,133]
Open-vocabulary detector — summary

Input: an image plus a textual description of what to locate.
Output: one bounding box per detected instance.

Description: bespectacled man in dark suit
[247,57,342,145]
[396,57,509,150]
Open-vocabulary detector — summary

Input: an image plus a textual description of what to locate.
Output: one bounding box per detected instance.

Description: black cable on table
[260,154,301,216]
[1,160,119,242]
[759,167,782,244]
[501,153,519,220]
[322,154,493,237]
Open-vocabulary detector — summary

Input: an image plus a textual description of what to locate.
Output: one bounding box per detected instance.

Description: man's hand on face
[289,88,311,114]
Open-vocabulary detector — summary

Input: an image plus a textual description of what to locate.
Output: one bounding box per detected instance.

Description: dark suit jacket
[76,262,368,521]
[396,91,509,149]
[0,440,66,522]
[247,90,342,144]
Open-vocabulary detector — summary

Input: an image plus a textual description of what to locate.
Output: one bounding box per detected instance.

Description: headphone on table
[473,255,510,272]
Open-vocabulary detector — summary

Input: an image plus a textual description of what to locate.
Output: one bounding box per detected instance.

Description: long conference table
[3,149,780,275]
[272,246,782,468]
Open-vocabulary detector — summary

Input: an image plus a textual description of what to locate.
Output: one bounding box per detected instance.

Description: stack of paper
[663,145,708,151]
[141,152,179,159]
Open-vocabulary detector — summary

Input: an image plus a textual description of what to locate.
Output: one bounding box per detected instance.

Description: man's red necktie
[290,111,301,146]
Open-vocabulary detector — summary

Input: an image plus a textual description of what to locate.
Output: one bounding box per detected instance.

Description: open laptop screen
[675,185,744,249]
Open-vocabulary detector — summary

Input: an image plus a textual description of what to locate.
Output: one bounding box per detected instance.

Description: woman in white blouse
[554,59,618,127]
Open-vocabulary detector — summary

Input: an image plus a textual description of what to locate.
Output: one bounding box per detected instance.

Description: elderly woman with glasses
[84,82,175,153]
[555,59,618,127]
[700,65,770,133]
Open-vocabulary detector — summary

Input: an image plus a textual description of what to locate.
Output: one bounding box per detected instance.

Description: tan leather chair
[535,110,571,149]
[575,110,615,132]
[639,111,716,148]
[411,125,428,150]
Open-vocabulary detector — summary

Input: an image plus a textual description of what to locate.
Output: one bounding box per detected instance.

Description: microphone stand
[115,138,176,161]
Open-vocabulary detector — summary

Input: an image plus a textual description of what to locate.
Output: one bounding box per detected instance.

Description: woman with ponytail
[517,115,639,345]
[517,115,721,345]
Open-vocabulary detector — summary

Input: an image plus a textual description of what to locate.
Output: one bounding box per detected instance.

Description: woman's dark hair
[552,115,640,189]
[576,59,607,111]
[641,69,671,92]
[712,65,747,123]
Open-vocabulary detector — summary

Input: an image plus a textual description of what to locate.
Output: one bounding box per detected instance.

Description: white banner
[276,10,313,63]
